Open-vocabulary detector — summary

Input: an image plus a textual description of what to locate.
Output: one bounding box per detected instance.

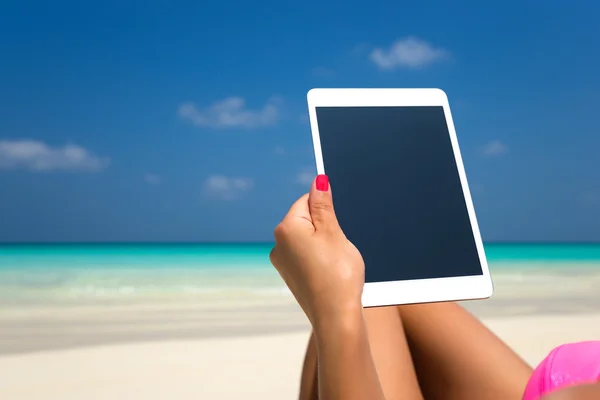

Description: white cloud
[297,169,316,186]
[0,139,110,172]
[144,173,162,184]
[312,67,335,77]
[178,96,281,129]
[369,37,448,69]
[482,140,508,157]
[204,175,254,199]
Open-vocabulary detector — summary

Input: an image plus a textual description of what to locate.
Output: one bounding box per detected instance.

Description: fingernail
[316,174,329,191]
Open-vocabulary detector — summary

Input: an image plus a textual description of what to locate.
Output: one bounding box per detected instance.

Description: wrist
[312,302,364,337]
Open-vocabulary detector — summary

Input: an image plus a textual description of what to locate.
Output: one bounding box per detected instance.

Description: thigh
[400,302,533,400]
[299,306,423,400]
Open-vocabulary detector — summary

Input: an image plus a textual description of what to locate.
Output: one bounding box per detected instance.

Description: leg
[299,306,423,400]
[400,302,533,400]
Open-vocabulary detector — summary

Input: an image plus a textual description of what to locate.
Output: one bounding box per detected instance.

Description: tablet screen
[315,106,483,283]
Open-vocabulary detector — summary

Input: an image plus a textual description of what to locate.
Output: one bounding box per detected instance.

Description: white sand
[1,313,599,400]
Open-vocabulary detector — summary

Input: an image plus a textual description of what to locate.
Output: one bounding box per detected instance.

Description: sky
[0,0,599,243]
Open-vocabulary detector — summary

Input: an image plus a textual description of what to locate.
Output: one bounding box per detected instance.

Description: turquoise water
[2,243,600,268]
[484,243,600,262]
[1,243,599,305]
[3,242,600,262]
[0,243,271,269]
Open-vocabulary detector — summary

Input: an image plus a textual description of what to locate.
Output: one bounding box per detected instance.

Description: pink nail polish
[316,175,329,191]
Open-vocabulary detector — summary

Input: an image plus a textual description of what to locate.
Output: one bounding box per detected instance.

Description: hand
[269,175,365,327]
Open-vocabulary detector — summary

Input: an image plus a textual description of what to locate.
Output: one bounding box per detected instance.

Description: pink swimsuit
[523,341,600,399]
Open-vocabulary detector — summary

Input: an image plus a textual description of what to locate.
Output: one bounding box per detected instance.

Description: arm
[298,333,319,400]
[313,306,386,400]
[270,179,385,399]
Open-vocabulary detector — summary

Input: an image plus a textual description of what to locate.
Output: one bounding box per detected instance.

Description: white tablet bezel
[307,88,493,307]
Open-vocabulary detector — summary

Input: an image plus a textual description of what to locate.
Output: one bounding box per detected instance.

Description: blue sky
[0,0,599,242]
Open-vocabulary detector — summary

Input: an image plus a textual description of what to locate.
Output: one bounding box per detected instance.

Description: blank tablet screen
[315,106,483,283]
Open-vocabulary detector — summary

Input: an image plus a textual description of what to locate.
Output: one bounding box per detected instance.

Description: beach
[1,307,600,399]
[1,244,600,399]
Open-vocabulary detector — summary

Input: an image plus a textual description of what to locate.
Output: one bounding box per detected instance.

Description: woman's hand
[269,174,365,328]
[270,174,385,400]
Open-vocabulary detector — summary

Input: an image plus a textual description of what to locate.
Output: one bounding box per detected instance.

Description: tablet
[307,88,493,307]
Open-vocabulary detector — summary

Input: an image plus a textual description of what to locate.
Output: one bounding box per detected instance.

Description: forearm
[298,333,319,400]
[313,308,386,400]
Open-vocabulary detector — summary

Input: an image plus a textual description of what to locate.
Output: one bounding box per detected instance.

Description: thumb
[309,174,339,232]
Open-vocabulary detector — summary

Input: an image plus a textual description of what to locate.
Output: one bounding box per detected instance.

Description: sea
[1,243,600,308]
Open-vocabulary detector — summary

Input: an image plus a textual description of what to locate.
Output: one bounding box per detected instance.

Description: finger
[308,174,339,232]
[286,193,311,218]
[275,194,314,241]
[282,193,313,224]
